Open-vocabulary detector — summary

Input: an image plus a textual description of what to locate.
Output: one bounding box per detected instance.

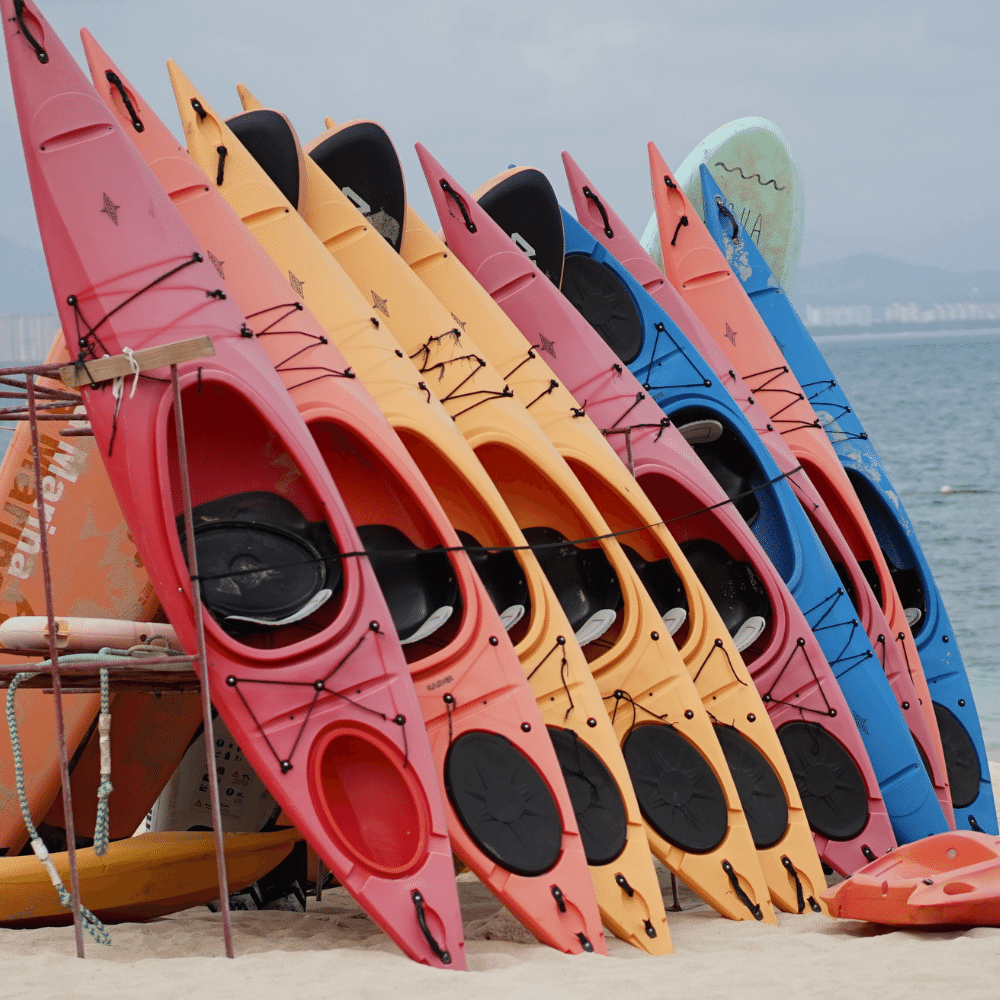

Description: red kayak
[822,831,1000,926]
[5,1,463,968]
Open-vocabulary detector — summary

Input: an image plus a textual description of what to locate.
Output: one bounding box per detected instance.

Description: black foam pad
[673,409,762,527]
[621,545,688,620]
[622,723,728,853]
[356,524,458,643]
[714,725,789,850]
[548,727,628,866]
[477,168,565,287]
[561,254,643,365]
[445,731,562,877]
[179,491,341,634]
[227,109,302,209]
[680,539,770,637]
[308,121,406,253]
[934,703,983,809]
[456,530,529,622]
[777,721,869,842]
[522,526,622,635]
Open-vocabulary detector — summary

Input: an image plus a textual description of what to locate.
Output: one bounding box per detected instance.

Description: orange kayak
[822,831,1000,926]
[0,333,174,856]
[168,63,606,956]
[648,142,953,830]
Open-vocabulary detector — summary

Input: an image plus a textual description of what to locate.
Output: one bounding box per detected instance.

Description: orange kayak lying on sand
[822,831,1000,926]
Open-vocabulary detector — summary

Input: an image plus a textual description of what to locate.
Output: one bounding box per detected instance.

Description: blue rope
[5,666,112,946]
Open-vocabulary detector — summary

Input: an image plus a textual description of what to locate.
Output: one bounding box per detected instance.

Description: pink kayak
[5,0,463,968]
[561,152,899,872]
[417,146,830,913]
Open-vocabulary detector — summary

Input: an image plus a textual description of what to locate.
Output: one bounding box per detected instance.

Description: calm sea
[815,328,1000,759]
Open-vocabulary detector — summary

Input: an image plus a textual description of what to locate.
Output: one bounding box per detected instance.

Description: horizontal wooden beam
[58,336,216,388]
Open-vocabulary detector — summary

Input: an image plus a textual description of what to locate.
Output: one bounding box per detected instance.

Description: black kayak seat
[225,109,302,210]
[178,491,342,636]
[560,254,644,367]
[523,526,621,646]
[455,530,529,632]
[673,410,761,527]
[476,167,566,288]
[307,121,406,253]
[680,539,770,653]
[356,524,458,645]
[620,544,688,636]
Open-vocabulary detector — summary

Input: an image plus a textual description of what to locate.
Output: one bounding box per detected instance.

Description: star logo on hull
[207,251,225,278]
[725,323,737,345]
[538,333,556,357]
[372,290,389,316]
[100,193,121,225]
[852,711,868,736]
[289,272,305,298]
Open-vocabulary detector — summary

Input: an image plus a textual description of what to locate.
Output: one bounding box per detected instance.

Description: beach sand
[3,765,999,1000]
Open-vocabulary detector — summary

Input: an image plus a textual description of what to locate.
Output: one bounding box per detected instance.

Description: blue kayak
[559,206,949,847]
[698,165,995,834]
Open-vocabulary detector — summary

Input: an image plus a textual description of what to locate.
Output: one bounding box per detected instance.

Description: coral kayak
[419,148,829,915]
[822,830,1000,926]
[6,3,464,968]
[697,164,996,836]
[168,65,605,956]
[648,142,954,836]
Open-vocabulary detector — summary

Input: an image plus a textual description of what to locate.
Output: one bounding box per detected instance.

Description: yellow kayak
[291,111,776,925]
[0,829,299,926]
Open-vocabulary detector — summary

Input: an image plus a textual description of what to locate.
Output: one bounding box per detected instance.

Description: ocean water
[815,328,1000,759]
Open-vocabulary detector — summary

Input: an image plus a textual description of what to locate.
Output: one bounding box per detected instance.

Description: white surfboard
[641,117,804,294]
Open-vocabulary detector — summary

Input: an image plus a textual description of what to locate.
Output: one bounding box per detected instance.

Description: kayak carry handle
[105,70,143,132]
[13,0,47,63]
[440,179,476,233]
[411,890,451,965]
[581,186,613,239]
[714,196,740,243]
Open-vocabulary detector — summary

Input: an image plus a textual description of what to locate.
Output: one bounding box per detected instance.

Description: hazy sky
[2,0,998,274]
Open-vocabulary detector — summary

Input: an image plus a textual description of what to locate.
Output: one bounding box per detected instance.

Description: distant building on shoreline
[805,302,1000,329]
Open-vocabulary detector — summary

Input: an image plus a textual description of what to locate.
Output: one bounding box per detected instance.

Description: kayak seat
[713,724,789,850]
[674,409,762,527]
[620,544,688,636]
[933,704,983,810]
[621,722,728,853]
[548,726,628,866]
[226,109,303,209]
[777,720,870,842]
[455,530,529,632]
[680,539,770,653]
[178,491,342,637]
[476,167,566,288]
[356,524,458,646]
[522,526,622,647]
[445,731,562,877]
[307,121,406,253]
[560,254,644,366]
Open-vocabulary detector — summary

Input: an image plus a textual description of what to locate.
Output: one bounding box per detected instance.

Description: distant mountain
[0,236,55,314]
[791,254,1000,312]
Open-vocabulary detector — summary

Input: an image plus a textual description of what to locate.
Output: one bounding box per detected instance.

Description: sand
[3,767,1000,1000]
